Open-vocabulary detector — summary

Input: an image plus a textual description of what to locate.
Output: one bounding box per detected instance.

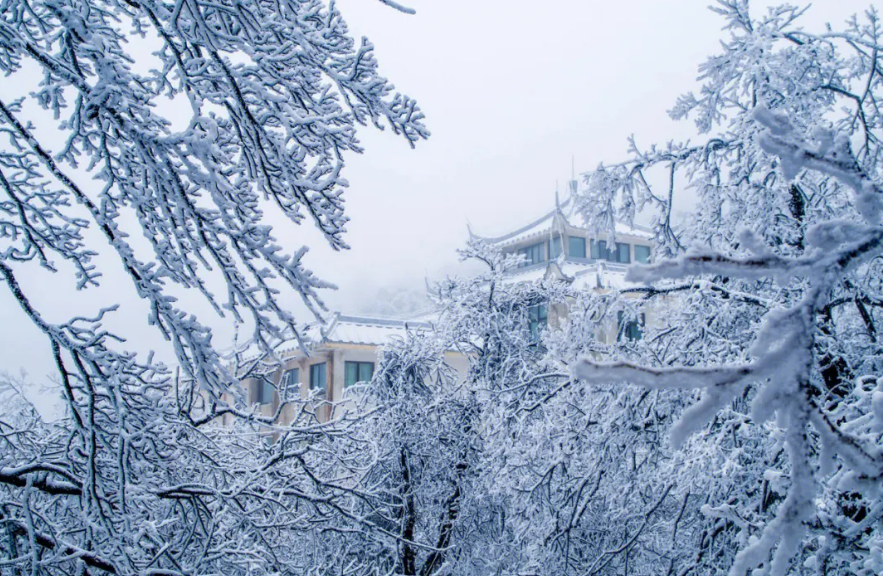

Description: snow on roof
[570,262,641,291]
[500,258,642,291]
[474,193,652,248]
[321,314,433,346]
[267,312,434,356]
[228,312,436,370]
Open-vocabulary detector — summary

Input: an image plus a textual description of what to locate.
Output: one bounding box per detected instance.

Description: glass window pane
[634,245,651,264]
[310,363,326,393]
[616,243,631,263]
[257,379,274,404]
[568,236,586,258]
[594,240,610,261]
[617,311,644,341]
[282,368,299,389]
[359,362,374,382]
[344,362,358,387]
[519,243,547,267]
[527,304,547,342]
[550,236,562,259]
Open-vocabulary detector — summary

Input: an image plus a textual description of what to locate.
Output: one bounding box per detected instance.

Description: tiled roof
[226,312,436,369]
[321,314,432,346]
[473,193,652,248]
[500,258,639,290]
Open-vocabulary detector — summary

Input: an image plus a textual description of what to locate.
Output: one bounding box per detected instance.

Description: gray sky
[0,0,873,396]
[317,0,872,307]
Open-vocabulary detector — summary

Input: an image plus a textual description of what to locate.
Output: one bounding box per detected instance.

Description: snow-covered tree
[331,240,574,576]
[353,239,710,576]
[0,0,426,573]
[574,2,883,574]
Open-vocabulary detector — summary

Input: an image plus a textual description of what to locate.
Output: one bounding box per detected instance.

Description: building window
[344,361,374,387]
[568,236,587,258]
[550,236,563,259]
[591,240,631,263]
[281,368,299,392]
[518,242,545,268]
[309,363,327,394]
[528,304,548,342]
[634,245,651,264]
[591,240,611,260]
[618,311,645,341]
[255,379,274,405]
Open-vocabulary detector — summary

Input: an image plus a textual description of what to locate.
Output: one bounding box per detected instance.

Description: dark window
[255,379,275,405]
[281,368,299,391]
[634,245,651,264]
[591,240,630,263]
[568,236,587,258]
[279,368,300,398]
[310,363,327,394]
[345,361,374,387]
[550,236,563,259]
[616,242,631,264]
[592,240,613,261]
[518,242,545,268]
[528,304,548,342]
[617,311,645,342]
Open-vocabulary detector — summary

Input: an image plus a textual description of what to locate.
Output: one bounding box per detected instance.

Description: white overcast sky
[0,0,874,391]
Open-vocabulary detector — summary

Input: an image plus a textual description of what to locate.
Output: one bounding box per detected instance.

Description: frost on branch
[0,0,427,573]
[572,3,883,574]
[1,0,428,394]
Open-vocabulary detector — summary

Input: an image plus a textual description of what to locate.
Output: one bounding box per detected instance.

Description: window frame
[281,368,299,389]
[527,303,548,342]
[615,242,631,264]
[592,239,610,261]
[550,235,563,259]
[568,236,587,258]
[344,361,374,388]
[617,311,645,342]
[518,242,546,268]
[255,378,275,405]
[309,362,327,395]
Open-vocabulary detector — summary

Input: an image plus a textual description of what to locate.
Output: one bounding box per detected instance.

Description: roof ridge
[335,313,433,328]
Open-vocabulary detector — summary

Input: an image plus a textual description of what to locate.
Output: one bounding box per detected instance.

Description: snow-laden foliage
[327,240,572,576]
[0,367,394,575]
[0,0,425,573]
[574,2,883,574]
[1,0,427,390]
[315,4,883,575]
[351,241,734,576]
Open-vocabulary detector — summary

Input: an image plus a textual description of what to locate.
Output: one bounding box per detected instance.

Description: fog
[0,0,871,397]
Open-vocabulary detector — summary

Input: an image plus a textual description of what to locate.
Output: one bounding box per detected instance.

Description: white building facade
[470,190,656,344]
[230,188,656,422]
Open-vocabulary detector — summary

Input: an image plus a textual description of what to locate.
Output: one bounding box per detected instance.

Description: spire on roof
[569,156,579,198]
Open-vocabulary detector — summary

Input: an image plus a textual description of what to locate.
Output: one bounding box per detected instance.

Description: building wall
[504,228,652,265]
[229,340,475,427]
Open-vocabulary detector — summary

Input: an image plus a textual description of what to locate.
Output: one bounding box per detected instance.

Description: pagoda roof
[472,193,652,249]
